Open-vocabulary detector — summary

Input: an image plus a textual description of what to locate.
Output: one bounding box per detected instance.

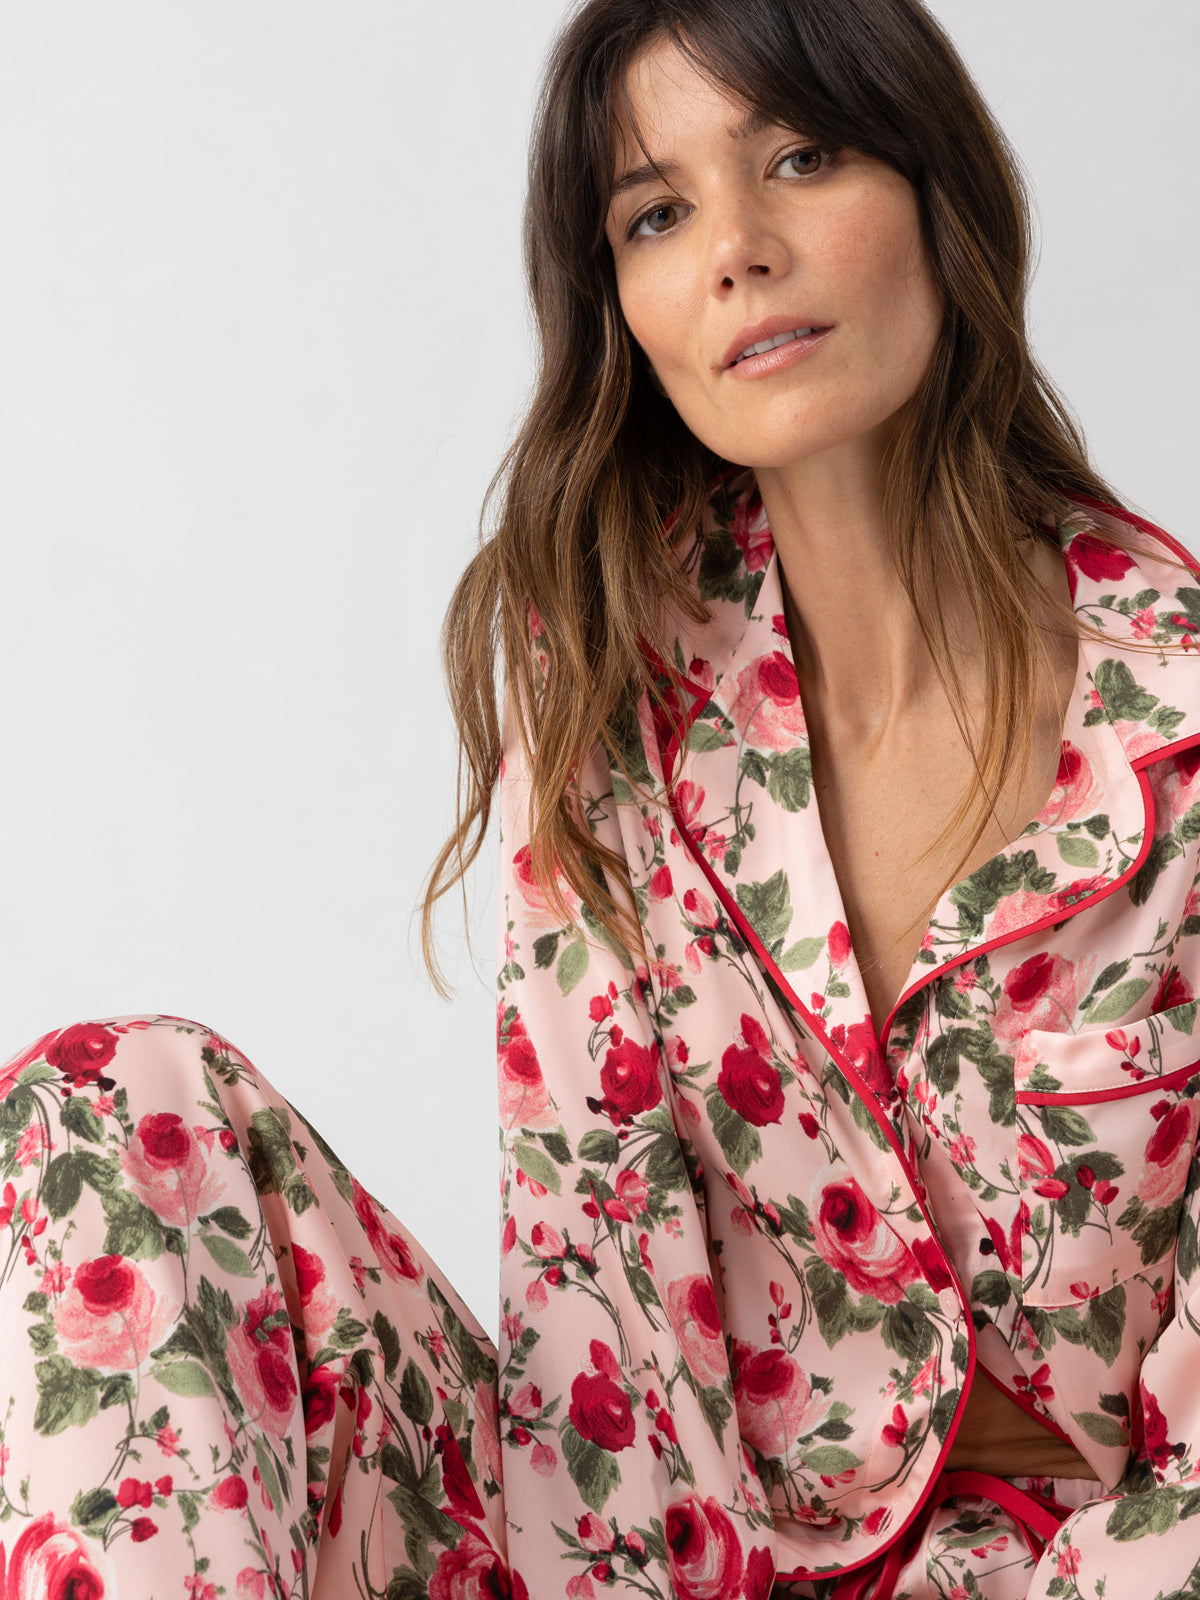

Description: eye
[629,201,689,240]
[774,146,830,179]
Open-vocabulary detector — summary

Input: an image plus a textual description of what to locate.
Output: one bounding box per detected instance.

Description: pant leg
[0,1015,516,1600]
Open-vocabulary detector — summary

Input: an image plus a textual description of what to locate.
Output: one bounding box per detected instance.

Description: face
[604,40,944,476]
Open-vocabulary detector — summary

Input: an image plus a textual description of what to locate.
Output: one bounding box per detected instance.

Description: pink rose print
[351,1179,424,1284]
[225,1288,299,1439]
[1038,742,1102,824]
[1,1512,116,1600]
[428,1528,528,1600]
[497,1007,556,1129]
[731,494,772,573]
[45,1022,119,1088]
[809,1167,919,1303]
[728,650,806,751]
[509,843,578,925]
[993,953,1092,1046]
[731,1340,829,1457]
[666,1276,728,1386]
[119,1112,228,1227]
[54,1254,175,1371]
[473,1378,503,1487]
[289,1243,339,1342]
[1140,1100,1200,1209]
[663,1492,745,1600]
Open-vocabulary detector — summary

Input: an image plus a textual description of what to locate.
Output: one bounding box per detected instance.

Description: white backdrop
[0,2,1194,1337]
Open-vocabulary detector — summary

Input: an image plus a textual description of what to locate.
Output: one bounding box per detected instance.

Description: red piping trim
[879,731,1200,1056]
[1019,1055,1200,1107]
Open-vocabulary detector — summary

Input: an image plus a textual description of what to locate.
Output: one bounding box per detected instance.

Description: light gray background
[0,2,1194,1338]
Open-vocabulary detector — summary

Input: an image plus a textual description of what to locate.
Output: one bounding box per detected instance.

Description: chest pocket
[1014,1000,1200,1307]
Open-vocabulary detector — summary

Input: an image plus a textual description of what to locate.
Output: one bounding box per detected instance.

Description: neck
[755,442,967,741]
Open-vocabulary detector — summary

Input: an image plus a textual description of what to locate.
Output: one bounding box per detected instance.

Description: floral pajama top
[493,481,1200,1596]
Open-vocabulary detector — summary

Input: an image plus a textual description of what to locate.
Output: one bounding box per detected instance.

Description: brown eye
[777,147,827,178]
[632,203,684,239]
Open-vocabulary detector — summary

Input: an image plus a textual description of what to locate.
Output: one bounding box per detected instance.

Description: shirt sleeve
[496,722,776,1600]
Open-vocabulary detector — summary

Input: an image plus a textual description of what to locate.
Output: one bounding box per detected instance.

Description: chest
[808,702,1064,1033]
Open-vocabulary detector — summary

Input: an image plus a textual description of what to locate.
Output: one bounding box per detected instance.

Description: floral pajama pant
[0,1015,1189,1600]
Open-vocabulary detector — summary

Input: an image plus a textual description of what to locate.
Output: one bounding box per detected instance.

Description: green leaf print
[1058,834,1100,868]
[512,1140,562,1195]
[400,1358,434,1427]
[374,1310,402,1382]
[735,869,793,950]
[200,1234,258,1278]
[802,1445,861,1475]
[561,1421,621,1513]
[59,1095,104,1144]
[577,1130,620,1166]
[1094,658,1160,723]
[1036,1106,1096,1148]
[1083,977,1151,1025]
[101,1189,165,1261]
[780,938,825,972]
[556,939,588,995]
[42,1152,85,1220]
[71,1487,119,1537]
[1106,1486,1181,1542]
[533,932,560,970]
[246,1107,298,1195]
[766,748,812,812]
[206,1205,253,1239]
[33,1355,101,1436]
[1071,1409,1127,1448]
[706,1091,762,1177]
[154,1362,218,1399]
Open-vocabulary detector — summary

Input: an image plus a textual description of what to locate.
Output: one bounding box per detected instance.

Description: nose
[704,197,790,295]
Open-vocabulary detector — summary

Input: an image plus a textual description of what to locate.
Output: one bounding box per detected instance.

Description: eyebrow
[610,108,773,201]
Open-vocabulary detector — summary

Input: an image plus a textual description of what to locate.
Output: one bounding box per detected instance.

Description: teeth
[736,327,816,363]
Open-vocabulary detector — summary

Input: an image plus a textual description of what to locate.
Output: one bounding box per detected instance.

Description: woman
[1,1,1197,1597]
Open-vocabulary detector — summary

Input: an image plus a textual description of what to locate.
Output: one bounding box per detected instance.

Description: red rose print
[211,1474,249,1511]
[498,1007,556,1129]
[428,1528,528,1600]
[1067,532,1134,582]
[664,1492,744,1600]
[717,1042,784,1126]
[120,1113,228,1226]
[1153,966,1194,1014]
[225,1288,299,1439]
[351,1179,424,1284]
[55,1254,174,1371]
[743,1546,776,1600]
[2,1512,115,1598]
[599,1039,662,1117]
[728,651,806,750]
[731,1340,828,1457]
[302,1365,339,1437]
[568,1372,636,1452]
[45,1022,118,1087]
[1005,954,1055,1011]
[810,1168,919,1303]
[666,1275,727,1386]
[437,1426,485,1521]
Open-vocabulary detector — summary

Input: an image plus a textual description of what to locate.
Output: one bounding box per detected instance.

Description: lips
[721,314,832,371]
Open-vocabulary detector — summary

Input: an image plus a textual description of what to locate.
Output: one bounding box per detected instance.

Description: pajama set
[3,479,1200,1600]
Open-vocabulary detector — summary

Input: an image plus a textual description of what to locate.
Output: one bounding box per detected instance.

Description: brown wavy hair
[420,0,1126,986]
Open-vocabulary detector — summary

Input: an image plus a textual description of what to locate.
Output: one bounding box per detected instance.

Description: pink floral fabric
[4,483,1200,1600]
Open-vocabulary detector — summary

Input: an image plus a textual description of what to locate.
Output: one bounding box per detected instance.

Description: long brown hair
[421,0,1125,986]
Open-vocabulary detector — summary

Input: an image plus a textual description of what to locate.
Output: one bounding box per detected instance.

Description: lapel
[656,479,1200,1093]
